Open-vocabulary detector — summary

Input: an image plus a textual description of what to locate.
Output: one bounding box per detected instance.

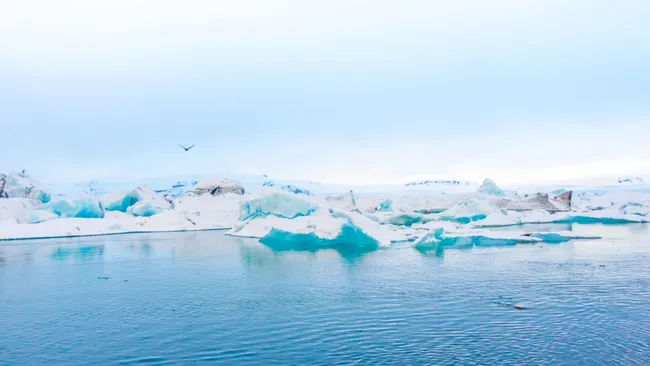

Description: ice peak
[476,178,505,196]
[404,179,468,187]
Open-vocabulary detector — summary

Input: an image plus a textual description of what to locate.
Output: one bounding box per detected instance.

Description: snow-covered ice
[1,173,648,253]
[229,191,404,249]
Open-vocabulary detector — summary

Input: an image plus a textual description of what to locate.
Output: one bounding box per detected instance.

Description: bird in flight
[179,144,195,151]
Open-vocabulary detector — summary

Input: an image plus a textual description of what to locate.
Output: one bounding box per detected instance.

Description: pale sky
[1,0,649,185]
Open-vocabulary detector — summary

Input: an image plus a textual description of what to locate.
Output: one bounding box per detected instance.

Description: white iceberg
[193,177,245,196]
[0,171,51,203]
[229,191,404,249]
[476,178,505,196]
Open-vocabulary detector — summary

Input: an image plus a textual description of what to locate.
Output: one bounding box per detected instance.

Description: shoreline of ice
[1,172,648,251]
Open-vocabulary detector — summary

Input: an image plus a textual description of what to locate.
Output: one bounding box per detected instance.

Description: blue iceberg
[40,197,104,219]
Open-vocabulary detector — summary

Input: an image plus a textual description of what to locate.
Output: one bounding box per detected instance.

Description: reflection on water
[51,245,105,262]
[1,225,650,364]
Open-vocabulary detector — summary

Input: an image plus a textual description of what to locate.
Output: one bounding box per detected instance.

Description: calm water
[1,224,650,365]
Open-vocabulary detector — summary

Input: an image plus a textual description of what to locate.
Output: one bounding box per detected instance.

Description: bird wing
[179,144,188,150]
[187,145,195,150]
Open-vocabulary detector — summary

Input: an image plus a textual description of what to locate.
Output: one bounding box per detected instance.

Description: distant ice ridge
[404,179,472,187]
[618,177,645,185]
[262,176,312,195]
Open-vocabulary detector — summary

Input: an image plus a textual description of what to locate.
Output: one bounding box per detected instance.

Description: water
[1,224,650,365]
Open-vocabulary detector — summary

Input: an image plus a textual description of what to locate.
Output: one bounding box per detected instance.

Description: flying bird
[179,144,195,152]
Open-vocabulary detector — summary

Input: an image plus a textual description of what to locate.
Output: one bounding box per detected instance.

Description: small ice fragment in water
[513,304,528,310]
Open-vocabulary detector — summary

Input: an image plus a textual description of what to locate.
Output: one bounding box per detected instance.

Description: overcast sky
[1,0,649,185]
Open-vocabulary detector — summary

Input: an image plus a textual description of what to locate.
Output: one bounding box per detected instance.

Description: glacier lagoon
[2,224,650,365]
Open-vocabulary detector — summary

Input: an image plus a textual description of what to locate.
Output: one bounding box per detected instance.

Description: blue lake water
[1,223,650,365]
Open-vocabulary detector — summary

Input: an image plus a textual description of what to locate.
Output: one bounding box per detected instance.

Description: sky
[1,0,649,186]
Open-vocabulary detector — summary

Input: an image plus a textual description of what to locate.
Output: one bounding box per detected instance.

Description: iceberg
[40,196,104,219]
[413,227,600,251]
[262,178,312,195]
[193,177,245,196]
[475,208,648,227]
[476,178,505,196]
[238,191,318,221]
[0,171,51,203]
[439,196,508,223]
[0,198,43,224]
[505,191,572,212]
[101,191,134,212]
[101,186,170,217]
[325,191,357,211]
[229,191,403,249]
[26,210,59,224]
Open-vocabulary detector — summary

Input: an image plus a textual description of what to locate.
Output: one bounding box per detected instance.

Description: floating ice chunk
[525,232,601,243]
[193,176,245,196]
[559,211,648,224]
[26,210,59,224]
[230,191,402,249]
[0,171,51,203]
[0,198,43,223]
[234,209,399,249]
[475,208,647,227]
[414,227,599,251]
[476,178,505,196]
